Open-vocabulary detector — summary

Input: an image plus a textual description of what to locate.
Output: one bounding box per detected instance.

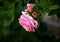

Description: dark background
[0,0,60,42]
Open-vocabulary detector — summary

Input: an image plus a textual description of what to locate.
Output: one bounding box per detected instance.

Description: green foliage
[4,1,14,10]
[49,5,59,10]
[39,0,50,9]
[0,1,14,36]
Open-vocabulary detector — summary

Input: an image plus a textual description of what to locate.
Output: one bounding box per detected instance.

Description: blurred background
[0,0,60,42]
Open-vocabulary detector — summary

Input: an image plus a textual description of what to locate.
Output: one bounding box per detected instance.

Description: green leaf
[48,8,59,16]
[39,0,50,9]
[49,5,59,10]
[4,10,14,27]
[41,12,47,19]
[0,10,7,19]
[4,3,14,27]
[0,3,14,36]
[4,1,14,10]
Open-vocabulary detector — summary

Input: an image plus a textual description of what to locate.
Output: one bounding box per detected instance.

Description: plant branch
[37,0,55,28]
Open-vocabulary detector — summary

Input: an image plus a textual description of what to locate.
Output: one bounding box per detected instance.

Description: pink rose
[18,11,38,32]
[27,4,35,12]
[27,4,33,9]
[32,12,37,17]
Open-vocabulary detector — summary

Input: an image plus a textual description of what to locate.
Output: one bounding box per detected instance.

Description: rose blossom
[32,12,37,17]
[27,4,35,12]
[18,11,38,32]
[27,4,33,9]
